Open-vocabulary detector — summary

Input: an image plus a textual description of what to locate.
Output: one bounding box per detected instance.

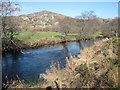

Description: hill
[16,10,77,32]
[2,10,118,53]
[13,10,117,37]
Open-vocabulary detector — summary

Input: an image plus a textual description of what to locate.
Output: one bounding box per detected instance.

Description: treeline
[47,17,118,39]
[16,11,119,39]
[57,11,119,38]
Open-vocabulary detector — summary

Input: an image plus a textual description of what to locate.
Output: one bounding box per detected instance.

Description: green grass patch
[13,32,78,43]
[92,33,104,39]
[14,32,61,39]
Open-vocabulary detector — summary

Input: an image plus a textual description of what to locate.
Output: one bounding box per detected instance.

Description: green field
[13,32,78,43]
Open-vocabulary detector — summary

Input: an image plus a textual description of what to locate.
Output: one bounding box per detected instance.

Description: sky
[14,2,118,18]
[16,0,120,2]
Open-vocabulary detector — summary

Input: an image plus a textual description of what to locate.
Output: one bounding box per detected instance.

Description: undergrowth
[6,38,120,89]
[40,38,120,88]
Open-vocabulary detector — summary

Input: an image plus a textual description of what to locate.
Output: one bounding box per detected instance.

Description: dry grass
[40,38,119,88]
[6,38,119,89]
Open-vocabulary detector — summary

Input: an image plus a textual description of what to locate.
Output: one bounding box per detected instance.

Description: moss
[108,58,119,65]
[77,64,89,76]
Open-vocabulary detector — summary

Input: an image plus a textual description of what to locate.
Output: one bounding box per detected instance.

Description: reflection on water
[2,40,100,83]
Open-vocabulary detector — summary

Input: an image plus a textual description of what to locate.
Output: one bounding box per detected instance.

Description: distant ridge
[19,10,75,19]
[15,10,115,35]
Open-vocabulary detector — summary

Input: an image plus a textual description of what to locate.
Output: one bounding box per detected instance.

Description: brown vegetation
[40,38,119,88]
[4,38,119,89]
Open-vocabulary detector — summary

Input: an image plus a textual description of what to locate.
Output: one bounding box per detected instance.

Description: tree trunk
[10,31,13,44]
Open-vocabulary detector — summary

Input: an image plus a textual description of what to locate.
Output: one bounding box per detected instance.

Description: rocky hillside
[14,10,117,36]
[16,11,77,32]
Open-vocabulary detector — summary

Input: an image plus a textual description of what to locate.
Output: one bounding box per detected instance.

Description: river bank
[2,37,76,53]
[2,39,97,89]
[2,32,77,53]
[2,31,105,53]
[39,38,119,88]
[3,37,120,89]
[3,36,100,54]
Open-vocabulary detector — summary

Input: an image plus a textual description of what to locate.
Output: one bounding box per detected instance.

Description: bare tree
[76,10,96,20]
[110,18,118,37]
[0,0,21,53]
[0,0,20,44]
[76,10,97,39]
[59,17,72,36]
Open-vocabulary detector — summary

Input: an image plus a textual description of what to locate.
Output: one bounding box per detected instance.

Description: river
[2,40,100,83]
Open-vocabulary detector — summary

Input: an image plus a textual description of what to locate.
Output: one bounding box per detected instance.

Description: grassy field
[13,32,78,43]
[2,31,78,52]
[3,31,103,44]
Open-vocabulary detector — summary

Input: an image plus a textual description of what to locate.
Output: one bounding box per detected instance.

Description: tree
[110,18,118,37]
[0,0,20,44]
[76,10,97,39]
[76,10,96,20]
[59,17,71,36]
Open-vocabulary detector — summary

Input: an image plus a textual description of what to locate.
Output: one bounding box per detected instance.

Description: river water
[2,40,100,83]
